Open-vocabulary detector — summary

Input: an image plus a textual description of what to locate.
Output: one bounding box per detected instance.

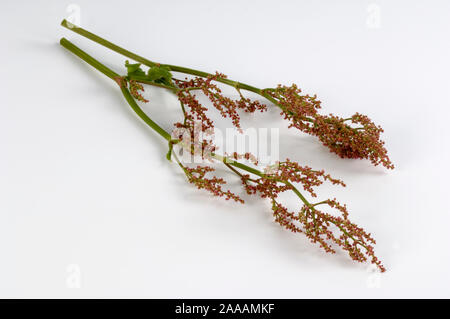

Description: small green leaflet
[124,60,173,86]
[147,65,172,85]
[125,60,146,77]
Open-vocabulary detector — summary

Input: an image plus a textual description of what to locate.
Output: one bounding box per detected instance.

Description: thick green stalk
[61,20,158,68]
[60,37,119,80]
[120,86,172,141]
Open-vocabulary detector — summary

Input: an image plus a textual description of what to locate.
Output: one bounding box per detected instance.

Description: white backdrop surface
[1,0,449,298]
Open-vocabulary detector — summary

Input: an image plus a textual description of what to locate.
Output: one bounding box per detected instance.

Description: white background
[1,0,449,298]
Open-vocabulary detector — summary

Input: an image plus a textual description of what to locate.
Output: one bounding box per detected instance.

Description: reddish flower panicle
[239,157,385,272]
[185,165,244,203]
[129,80,149,103]
[174,72,267,132]
[266,85,393,169]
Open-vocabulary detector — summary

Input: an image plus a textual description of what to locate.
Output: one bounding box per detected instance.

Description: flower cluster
[184,165,244,203]
[171,122,216,162]
[128,80,149,103]
[300,204,385,271]
[275,160,346,196]
[172,73,267,161]
[174,73,267,132]
[239,158,385,272]
[114,76,149,103]
[225,151,259,166]
[242,160,345,197]
[265,85,393,169]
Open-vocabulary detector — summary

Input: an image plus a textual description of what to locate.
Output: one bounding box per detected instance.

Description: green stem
[120,86,172,141]
[61,20,158,68]
[223,162,249,180]
[60,37,119,79]
[312,200,329,207]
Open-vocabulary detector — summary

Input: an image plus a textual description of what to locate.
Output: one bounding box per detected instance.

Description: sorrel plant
[60,20,393,272]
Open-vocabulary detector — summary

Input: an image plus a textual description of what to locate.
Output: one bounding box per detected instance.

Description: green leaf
[147,65,172,85]
[125,60,146,77]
